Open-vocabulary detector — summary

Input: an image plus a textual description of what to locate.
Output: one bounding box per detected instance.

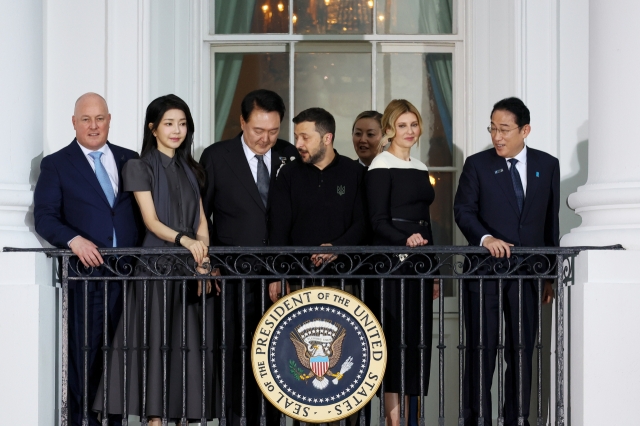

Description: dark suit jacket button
[262,239,267,244]
[108,236,113,241]
[112,211,115,216]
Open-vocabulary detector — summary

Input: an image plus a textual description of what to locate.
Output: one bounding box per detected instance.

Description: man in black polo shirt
[268,107,367,302]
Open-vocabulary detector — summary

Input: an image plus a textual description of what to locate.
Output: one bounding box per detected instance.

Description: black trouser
[218,279,281,426]
[462,280,538,426]
[68,281,122,426]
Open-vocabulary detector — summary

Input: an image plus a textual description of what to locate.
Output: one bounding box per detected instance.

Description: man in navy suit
[199,89,299,426]
[34,93,141,426]
[454,97,559,426]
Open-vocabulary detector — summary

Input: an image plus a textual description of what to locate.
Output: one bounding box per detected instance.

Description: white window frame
[198,1,469,303]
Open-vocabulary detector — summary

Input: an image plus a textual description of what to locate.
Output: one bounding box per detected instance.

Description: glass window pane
[212,0,289,34]
[376,0,453,34]
[295,49,372,158]
[429,171,454,297]
[293,0,373,34]
[377,52,453,167]
[429,171,453,246]
[214,52,290,142]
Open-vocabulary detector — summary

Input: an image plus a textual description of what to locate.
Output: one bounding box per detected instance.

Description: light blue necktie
[89,151,117,247]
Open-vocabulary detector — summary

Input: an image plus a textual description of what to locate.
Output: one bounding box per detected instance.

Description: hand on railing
[269,280,291,303]
[310,243,338,267]
[482,236,514,258]
[196,260,221,296]
[69,236,104,267]
[406,233,428,247]
[180,235,208,266]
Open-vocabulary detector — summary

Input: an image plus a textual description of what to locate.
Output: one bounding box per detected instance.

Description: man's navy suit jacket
[454,146,560,249]
[34,140,141,250]
[199,135,299,247]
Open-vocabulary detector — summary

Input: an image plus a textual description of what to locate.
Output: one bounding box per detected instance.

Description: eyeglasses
[487,126,521,136]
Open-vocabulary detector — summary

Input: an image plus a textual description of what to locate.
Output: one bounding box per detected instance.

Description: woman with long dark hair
[95,94,217,424]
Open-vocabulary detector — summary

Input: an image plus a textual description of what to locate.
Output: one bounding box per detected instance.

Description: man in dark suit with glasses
[454,97,559,426]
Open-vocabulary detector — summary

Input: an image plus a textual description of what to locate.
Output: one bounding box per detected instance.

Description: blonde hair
[379,99,423,153]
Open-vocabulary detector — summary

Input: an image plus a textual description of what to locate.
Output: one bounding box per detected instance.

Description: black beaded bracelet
[175,232,185,246]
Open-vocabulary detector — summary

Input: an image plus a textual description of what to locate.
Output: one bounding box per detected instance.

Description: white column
[570,250,640,425]
[0,0,150,421]
[0,0,44,248]
[0,253,55,423]
[563,0,640,249]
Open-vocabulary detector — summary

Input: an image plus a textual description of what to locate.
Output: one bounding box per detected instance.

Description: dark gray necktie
[509,158,524,214]
[255,155,269,207]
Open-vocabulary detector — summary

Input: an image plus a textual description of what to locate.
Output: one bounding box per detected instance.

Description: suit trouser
[218,280,281,426]
[68,281,122,426]
[462,280,537,426]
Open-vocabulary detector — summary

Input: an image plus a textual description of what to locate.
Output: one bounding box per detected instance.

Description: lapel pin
[495,169,503,174]
[536,171,540,177]
[276,157,288,178]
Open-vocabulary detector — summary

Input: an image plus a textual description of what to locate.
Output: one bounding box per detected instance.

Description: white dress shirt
[69,141,119,247]
[77,141,119,196]
[241,135,272,183]
[480,145,528,246]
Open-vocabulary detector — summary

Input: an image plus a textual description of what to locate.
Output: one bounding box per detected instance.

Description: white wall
[0,0,44,248]
[0,253,55,424]
[44,0,148,156]
[571,250,640,425]
[469,0,589,240]
[558,0,589,240]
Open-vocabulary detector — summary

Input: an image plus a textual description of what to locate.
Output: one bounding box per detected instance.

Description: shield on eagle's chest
[310,355,329,377]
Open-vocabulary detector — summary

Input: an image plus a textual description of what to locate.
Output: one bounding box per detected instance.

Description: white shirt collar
[77,140,111,156]
[507,144,527,165]
[241,134,271,162]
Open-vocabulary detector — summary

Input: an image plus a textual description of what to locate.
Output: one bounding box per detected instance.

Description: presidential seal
[251,287,386,422]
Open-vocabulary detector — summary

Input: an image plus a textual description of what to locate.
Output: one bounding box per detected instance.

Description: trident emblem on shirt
[337,185,346,196]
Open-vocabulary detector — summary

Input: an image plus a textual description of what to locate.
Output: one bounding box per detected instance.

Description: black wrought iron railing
[3,245,623,426]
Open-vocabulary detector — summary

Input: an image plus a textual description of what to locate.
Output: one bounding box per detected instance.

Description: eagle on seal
[289,320,353,390]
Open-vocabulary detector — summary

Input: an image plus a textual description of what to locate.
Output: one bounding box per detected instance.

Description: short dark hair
[491,97,530,127]
[292,108,336,141]
[241,89,286,122]
[352,110,383,132]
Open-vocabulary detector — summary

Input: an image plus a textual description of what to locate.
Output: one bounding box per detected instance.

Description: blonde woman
[365,99,439,426]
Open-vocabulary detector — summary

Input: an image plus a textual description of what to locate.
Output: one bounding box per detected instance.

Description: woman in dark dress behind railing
[365,99,440,426]
[94,94,218,425]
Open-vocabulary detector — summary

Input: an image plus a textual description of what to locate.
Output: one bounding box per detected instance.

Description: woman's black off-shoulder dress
[365,151,436,395]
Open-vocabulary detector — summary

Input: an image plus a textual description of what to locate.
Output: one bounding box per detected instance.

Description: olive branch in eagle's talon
[289,360,312,381]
